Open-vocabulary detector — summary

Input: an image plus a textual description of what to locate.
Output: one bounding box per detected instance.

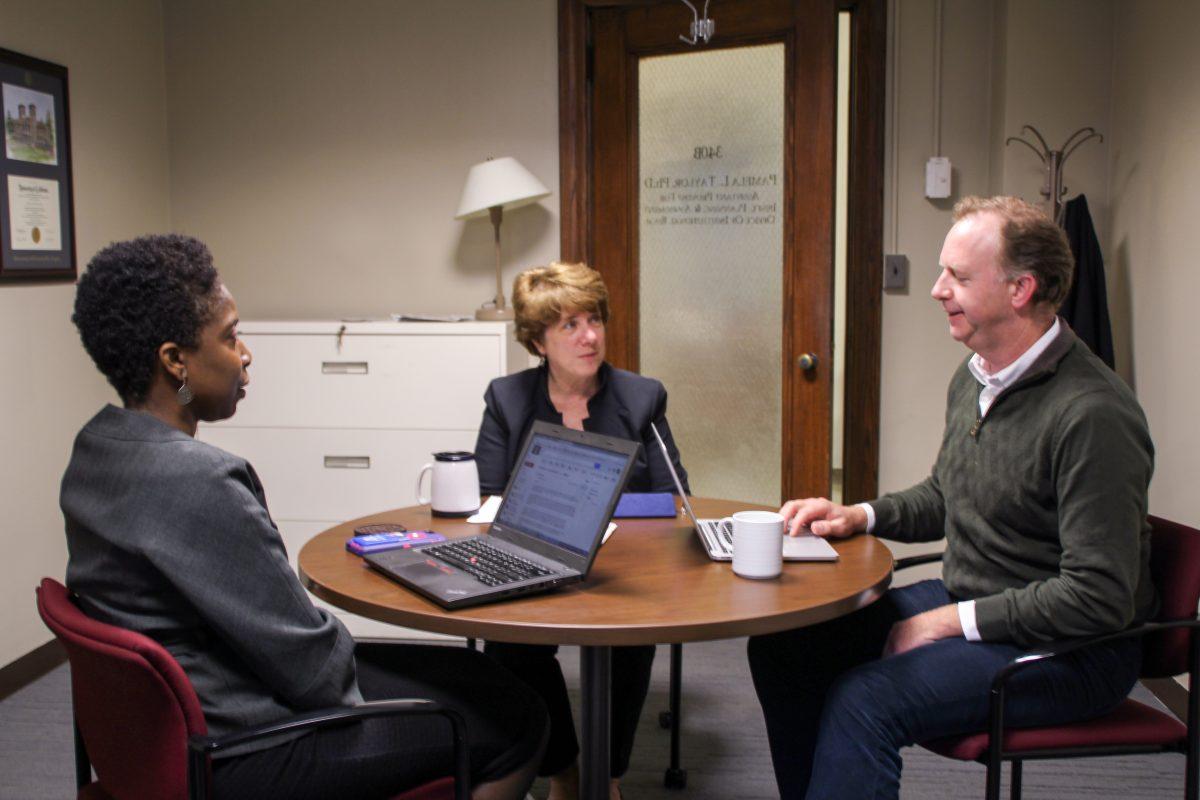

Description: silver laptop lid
[648,422,704,530]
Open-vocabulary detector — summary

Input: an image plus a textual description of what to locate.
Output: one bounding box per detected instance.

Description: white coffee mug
[725,510,785,579]
[416,451,480,517]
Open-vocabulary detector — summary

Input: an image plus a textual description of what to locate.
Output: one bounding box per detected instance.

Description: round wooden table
[300,497,893,800]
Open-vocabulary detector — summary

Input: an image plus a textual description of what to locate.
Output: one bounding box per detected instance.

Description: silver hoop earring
[176,369,194,406]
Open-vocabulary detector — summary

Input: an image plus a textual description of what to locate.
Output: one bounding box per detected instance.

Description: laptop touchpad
[397,562,449,580]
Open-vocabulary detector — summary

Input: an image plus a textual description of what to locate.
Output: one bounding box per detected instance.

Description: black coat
[474,362,690,495]
[1060,194,1115,369]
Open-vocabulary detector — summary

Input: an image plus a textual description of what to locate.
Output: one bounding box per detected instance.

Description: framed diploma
[0,47,75,282]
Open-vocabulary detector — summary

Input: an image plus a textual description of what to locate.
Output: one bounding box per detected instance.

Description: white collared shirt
[967,317,1061,418]
[860,317,1060,641]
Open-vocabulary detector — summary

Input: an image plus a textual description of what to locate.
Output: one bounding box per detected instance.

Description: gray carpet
[0,638,1185,799]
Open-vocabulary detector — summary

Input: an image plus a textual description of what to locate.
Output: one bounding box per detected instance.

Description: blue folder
[613,492,677,518]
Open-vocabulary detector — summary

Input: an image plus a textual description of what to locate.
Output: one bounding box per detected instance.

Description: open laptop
[649,423,838,562]
[366,421,638,609]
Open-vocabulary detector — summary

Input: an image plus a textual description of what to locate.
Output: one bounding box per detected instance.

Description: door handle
[797,352,818,371]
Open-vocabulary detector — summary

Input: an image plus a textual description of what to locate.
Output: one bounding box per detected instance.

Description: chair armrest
[186,699,469,800]
[893,552,944,572]
[981,617,1200,763]
[990,617,1200,694]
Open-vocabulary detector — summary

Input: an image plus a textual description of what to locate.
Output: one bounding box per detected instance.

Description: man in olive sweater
[748,196,1156,800]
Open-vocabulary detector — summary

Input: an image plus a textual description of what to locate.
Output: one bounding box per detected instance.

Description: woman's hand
[778,498,868,539]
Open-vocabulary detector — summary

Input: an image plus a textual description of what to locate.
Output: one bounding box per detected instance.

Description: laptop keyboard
[701,520,734,555]
[424,539,554,587]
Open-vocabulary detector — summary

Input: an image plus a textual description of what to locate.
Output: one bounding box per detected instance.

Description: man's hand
[778,498,868,539]
[883,604,963,657]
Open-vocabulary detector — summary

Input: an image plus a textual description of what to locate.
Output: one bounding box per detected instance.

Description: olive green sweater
[872,324,1157,647]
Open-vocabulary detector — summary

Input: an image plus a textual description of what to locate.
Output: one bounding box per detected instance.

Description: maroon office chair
[894,515,1200,800]
[36,577,468,800]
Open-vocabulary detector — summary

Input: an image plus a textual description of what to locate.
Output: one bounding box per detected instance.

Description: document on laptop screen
[496,433,628,556]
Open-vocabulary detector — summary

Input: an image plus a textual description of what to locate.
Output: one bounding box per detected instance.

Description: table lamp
[455,156,550,320]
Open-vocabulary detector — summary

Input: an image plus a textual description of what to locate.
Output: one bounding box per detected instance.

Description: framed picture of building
[0,47,75,282]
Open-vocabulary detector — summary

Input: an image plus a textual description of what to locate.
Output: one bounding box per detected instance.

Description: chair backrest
[36,578,207,800]
[1142,516,1200,678]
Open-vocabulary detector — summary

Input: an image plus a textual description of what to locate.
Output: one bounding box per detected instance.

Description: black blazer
[474,363,690,496]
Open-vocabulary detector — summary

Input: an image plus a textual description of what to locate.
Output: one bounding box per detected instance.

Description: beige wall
[880,0,1000,572]
[882,0,1121,572]
[882,0,1116,498]
[162,0,560,320]
[1109,0,1200,524]
[0,0,170,667]
[3,0,1197,670]
[995,0,1113,241]
[885,0,1199,574]
[880,0,996,504]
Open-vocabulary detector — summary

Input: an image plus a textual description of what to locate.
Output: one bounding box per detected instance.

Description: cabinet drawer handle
[321,361,368,375]
[324,455,371,469]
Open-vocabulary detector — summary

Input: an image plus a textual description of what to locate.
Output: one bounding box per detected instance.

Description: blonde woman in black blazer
[473,261,688,800]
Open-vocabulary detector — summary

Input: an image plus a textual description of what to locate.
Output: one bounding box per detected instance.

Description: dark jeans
[747,579,1142,800]
[211,642,547,800]
[484,640,656,777]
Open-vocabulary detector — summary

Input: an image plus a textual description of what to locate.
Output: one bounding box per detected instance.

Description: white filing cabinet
[199,320,528,640]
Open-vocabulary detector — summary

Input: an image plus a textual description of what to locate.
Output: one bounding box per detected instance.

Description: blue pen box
[346,530,446,555]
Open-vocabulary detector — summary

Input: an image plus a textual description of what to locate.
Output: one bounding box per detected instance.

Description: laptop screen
[495,431,630,557]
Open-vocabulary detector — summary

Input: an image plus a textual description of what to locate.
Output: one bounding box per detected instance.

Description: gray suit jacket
[61,405,361,755]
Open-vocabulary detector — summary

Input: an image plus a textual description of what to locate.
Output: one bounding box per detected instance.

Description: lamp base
[475,305,515,321]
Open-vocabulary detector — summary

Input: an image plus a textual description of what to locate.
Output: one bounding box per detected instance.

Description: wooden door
[560,0,884,504]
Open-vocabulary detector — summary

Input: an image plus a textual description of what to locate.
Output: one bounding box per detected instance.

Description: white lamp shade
[455,156,551,220]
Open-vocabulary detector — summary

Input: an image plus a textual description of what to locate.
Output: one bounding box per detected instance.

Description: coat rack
[678,0,714,45]
[1005,125,1103,224]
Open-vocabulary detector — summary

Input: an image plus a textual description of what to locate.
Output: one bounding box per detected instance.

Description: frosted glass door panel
[639,45,784,507]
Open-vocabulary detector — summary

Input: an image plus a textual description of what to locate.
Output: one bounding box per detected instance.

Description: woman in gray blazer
[63,235,546,800]
[474,261,689,800]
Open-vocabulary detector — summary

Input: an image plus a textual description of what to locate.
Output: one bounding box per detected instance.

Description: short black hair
[73,234,220,404]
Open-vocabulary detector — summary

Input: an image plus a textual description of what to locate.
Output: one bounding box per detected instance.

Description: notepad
[467,495,503,524]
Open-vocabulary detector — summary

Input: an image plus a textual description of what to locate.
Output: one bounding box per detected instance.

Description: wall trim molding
[0,639,66,702]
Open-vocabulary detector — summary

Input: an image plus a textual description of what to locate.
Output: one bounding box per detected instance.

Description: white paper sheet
[467,495,503,524]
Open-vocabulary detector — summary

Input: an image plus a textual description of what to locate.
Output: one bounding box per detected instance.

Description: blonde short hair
[512,261,610,357]
[953,195,1074,309]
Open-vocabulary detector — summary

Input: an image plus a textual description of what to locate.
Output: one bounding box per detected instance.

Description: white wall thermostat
[925,156,952,199]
